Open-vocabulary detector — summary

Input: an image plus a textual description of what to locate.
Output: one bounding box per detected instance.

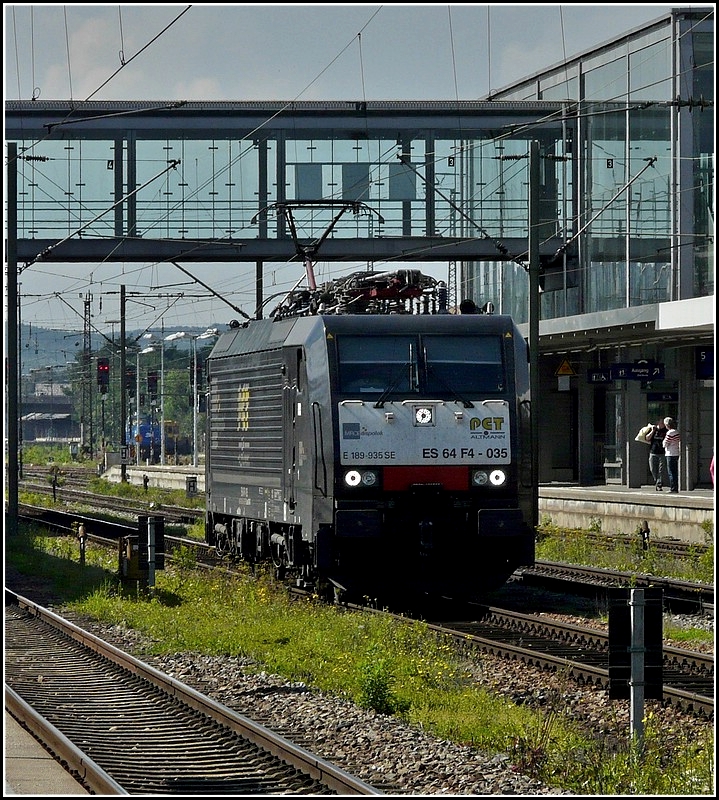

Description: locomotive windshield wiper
[374,343,417,408]
[373,361,415,408]
[424,360,474,408]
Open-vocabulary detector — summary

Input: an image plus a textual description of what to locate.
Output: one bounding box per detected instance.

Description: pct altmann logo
[342,423,361,440]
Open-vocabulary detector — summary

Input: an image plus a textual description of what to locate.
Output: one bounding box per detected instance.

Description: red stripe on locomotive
[382,465,469,491]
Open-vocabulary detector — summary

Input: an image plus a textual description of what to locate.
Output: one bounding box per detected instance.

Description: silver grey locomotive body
[205,310,534,600]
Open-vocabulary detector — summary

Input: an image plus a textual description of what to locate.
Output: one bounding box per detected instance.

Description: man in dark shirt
[647,418,667,490]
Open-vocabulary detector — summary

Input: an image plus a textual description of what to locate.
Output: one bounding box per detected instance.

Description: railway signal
[97,358,110,393]
[147,369,159,399]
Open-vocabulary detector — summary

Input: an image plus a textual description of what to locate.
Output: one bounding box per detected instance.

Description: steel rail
[5,685,128,795]
[6,590,382,795]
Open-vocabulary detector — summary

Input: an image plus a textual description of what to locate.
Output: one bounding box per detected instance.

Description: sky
[4,3,684,336]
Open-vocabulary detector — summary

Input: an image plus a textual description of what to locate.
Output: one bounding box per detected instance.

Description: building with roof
[467,7,714,489]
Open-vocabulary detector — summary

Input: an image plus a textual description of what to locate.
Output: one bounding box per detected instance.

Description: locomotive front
[205,270,535,604]
[322,313,534,601]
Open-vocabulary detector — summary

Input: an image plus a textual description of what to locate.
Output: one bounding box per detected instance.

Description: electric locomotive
[205,270,534,601]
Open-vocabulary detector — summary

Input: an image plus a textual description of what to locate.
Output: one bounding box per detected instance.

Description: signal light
[147,370,159,398]
[97,358,110,393]
[190,360,203,389]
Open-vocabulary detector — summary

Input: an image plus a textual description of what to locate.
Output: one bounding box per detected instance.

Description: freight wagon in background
[127,419,191,463]
[204,270,535,603]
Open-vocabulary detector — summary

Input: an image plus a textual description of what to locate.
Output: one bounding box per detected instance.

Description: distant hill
[18,324,94,374]
[17,324,221,375]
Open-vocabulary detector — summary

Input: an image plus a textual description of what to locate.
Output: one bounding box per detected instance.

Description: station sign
[695,346,713,379]
[646,392,678,403]
[587,369,612,384]
[610,360,664,381]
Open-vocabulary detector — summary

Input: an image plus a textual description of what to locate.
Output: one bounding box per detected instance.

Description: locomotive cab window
[337,333,506,397]
[337,335,417,394]
[423,335,505,394]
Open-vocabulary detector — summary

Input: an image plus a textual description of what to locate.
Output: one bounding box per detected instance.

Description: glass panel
[689,32,714,297]
[587,109,626,237]
[135,139,261,240]
[465,261,497,316]
[423,336,505,394]
[541,76,579,101]
[691,31,714,103]
[585,105,627,312]
[342,163,370,201]
[587,258,626,312]
[337,336,416,394]
[629,236,671,306]
[628,108,671,237]
[296,164,323,200]
[629,40,671,100]
[629,259,670,305]
[16,139,116,240]
[388,161,417,200]
[603,390,624,484]
[475,139,530,239]
[584,56,627,102]
[502,260,529,323]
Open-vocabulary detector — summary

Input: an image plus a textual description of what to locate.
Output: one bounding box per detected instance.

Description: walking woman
[646,418,667,490]
[663,417,681,493]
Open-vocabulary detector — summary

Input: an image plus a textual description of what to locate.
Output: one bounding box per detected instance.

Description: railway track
[5,590,382,796]
[19,479,203,525]
[21,470,710,558]
[14,504,714,716]
[298,591,714,719]
[18,501,712,611]
[518,560,714,613]
[427,604,713,716]
[538,528,710,558]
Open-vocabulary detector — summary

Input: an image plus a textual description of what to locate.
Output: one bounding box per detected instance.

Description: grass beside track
[536,522,714,586]
[6,524,714,796]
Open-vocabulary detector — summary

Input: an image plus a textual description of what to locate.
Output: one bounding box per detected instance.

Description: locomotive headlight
[361,470,378,487]
[344,470,362,487]
[471,470,489,486]
[472,469,507,487]
[489,469,507,486]
[344,469,379,488]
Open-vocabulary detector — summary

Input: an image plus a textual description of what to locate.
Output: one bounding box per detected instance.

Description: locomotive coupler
[418,520,434,550]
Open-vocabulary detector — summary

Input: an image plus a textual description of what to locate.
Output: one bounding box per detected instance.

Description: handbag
[634,424,653,444]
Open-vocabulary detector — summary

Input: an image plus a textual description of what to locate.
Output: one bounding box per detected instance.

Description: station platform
[4,711,88,795]
[537,482,714,544]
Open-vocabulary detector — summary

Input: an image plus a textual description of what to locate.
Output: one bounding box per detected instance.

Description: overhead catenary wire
[85,5,192,101]
[170,261,251,320]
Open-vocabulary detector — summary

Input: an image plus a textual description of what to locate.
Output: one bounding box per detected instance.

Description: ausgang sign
[610,360,665,381]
